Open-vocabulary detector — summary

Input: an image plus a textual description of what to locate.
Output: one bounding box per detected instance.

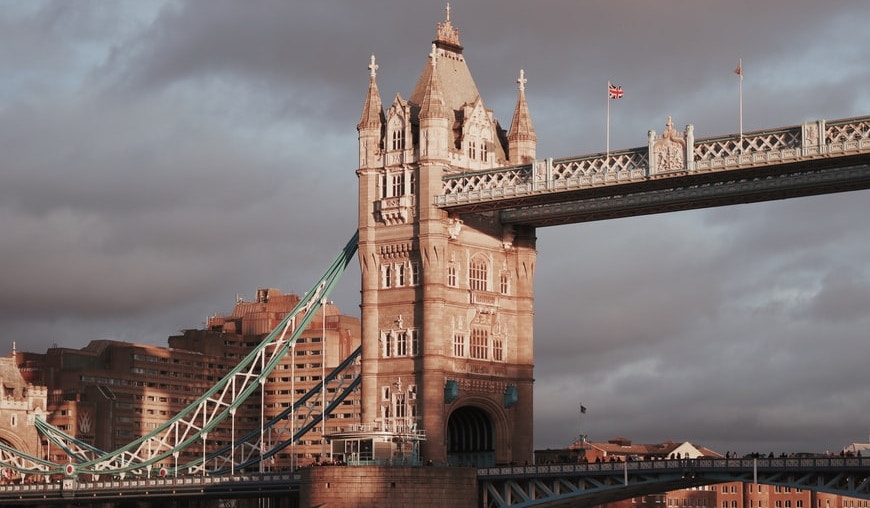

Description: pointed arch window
[469,256,488,291]
[447,262,458,287]
[391,128,405,150]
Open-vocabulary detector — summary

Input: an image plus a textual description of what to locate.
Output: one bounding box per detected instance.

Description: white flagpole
[606,82,611,159]
[737,58,743,143]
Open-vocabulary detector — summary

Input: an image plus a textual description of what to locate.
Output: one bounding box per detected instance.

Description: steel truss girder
[479,458,870,508]
[206,347,362,474]
[499,159,870,227]
[15,232,359,480]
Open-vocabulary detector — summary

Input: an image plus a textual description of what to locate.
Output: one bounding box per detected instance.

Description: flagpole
[737,58,743,144]
[606,82,611,159]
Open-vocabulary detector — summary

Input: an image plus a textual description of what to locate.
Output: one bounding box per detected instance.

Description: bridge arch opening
[446,405,495,467]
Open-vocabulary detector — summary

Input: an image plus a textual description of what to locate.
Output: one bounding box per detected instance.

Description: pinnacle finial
[518,69,527,92]
[368,55,378,78]
[429,43,438,68]
[446,2,451,22]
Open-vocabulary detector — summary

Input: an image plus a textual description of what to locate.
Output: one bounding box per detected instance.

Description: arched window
[469,256,488,291]
[447,263,458,287]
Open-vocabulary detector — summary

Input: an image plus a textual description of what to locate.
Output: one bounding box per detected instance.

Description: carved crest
[651,116,686,173]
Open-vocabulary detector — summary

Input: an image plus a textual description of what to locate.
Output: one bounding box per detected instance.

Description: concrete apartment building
[16,287,361,471]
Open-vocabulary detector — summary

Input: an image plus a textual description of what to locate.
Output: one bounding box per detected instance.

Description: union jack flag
[608,82,624,100]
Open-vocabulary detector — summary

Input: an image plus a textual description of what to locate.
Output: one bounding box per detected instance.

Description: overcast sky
[2,1,870,456]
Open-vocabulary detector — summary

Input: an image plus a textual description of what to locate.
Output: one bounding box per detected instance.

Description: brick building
[17,287,360,471]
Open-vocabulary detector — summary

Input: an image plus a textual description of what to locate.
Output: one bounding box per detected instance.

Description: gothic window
[493,338,504,362]
[392,172,404,196]
[468,140,476,159]
[397,263,405,287]
[396,331,408,356]
[384,332,393,357]
[469,256,488,291]
[383,265,392,288]
[410,329,420,356]
[481,142,489,162]
[453,332,466,357]
[394,393,406,419]
[408,384,417,401]
[391,128,405,150]
[500,272,510,295]
[380,173,388,198]
[410,261,420,286]
[447,263,458,287]
[470,328,488,360]
[382,386,390,401]
[409,171,417,195]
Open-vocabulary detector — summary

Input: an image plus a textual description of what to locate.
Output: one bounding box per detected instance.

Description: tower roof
[358,55,385,131]
[508,69,537,143]
[409,6,481,119]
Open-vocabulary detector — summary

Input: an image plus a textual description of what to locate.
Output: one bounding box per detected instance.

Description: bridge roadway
[479,456,870,507]
[435,115,870,226]
[1,456,868,507]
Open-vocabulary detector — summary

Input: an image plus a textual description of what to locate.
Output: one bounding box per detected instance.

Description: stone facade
[356,8,537,466]
[0,353,46,461]
[300,465,477,508]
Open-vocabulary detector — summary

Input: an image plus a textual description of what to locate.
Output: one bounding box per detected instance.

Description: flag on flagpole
[606,82,624,159]
[735,58,743,141]
[608,82,624,100]
[580,404,587,414]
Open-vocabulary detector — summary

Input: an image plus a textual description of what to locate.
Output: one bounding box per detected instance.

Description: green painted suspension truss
[2,232,359,480]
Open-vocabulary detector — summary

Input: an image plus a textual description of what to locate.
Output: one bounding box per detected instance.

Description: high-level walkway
[436,115,870,226]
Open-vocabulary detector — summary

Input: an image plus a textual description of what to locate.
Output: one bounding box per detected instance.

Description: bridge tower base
[300,466,477,508]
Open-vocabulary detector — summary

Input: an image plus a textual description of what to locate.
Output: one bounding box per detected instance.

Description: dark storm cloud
[1,0,869,455]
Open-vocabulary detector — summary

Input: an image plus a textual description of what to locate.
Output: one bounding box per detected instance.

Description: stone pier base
[299,466,478,508]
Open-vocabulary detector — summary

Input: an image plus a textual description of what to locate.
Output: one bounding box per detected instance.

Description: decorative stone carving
[446,216,463,240]
[502,225,515,250]
[650,116,687,175]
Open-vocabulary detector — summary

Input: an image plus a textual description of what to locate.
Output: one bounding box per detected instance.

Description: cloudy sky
[3,1,870,456]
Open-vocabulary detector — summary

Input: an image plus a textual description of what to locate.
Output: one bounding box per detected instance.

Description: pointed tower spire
[358,55,385,131]
[418,44,449,161]
[358,55,385,168]
[418,44,447,121]
[508,69,537,164]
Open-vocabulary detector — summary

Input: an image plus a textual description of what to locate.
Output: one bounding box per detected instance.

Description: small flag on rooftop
[580,404,587,414]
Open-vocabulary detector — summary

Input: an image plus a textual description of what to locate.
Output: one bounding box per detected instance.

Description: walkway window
[500,272,510,295]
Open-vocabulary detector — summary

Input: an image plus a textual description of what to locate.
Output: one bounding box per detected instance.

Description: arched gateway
[356,7,537,466]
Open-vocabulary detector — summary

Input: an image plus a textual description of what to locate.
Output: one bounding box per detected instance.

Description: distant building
[536,437,870,508]
[17,288,360,471]
[0,352,46,471]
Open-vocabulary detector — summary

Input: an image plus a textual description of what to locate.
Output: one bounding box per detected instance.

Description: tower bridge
[2,6,870,508]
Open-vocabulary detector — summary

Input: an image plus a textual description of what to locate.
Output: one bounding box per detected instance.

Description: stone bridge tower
[356,8,537,466]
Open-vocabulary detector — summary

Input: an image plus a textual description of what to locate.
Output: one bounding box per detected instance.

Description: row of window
[447,261,511,294]
[382,329,420,358]
[382,261,420,288]
[380,170,417,198]
[453,330,504,361]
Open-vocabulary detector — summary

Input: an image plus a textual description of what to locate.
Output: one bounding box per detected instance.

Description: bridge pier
[299,466,477,508]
